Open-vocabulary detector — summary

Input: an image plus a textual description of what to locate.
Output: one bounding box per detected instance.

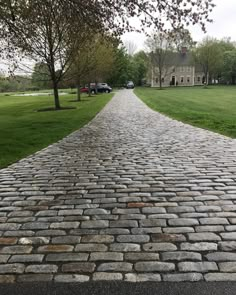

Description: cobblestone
[90,252,123,261]
[0,90,236,282]
[143,243,177,251]
[163,273,203,282]
[206,252,236,261]
[219,241,236,251]
[162,252,202,261]
[116,235,149,243]
[180,242,218,251]
[205,273,236,281]
[75,244,108,252]
[55,274,89,282]
[219,262,236,272]
[125,273,161,282]
[9,255,44,263]
[93,272,122,281]
[135,262,175,272]
[178,262,218,272]
[17,274,53,282]
[62,262,95,273]
[25,264,58,273]
[110,243,141,252]
[97,262,132,272]
[188,233,221,241]
[46,253,88,262]
[0,264,25,274]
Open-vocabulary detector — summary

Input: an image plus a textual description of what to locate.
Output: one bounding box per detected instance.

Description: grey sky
[122,0,236,51]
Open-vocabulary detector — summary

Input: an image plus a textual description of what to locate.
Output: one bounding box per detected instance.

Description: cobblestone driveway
[0,90,236,283]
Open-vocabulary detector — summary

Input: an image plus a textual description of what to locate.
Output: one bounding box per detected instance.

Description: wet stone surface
[0,90,236,282]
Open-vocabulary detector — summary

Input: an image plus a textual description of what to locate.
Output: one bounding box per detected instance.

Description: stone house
[150,48,205,87]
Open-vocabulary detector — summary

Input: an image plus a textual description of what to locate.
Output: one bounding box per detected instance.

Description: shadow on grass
[36,106,76,112]
[69,96,98,103]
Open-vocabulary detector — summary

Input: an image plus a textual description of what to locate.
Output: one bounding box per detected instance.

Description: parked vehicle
[80,86,89,93]
[91,83,112,94]
[126,81,135,89]
[80,83,112,94]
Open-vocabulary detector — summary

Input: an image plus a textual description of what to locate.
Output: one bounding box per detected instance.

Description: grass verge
[0,92,113,168]
[135,86,236,138]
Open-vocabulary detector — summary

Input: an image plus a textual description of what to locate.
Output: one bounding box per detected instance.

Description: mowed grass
[135,86,236,138]
[0,91,113,168]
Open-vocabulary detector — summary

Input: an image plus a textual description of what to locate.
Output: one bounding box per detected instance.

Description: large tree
[107,47,131,87]
[146,32,176,89]
[67,35,116,100]
[222,50,236,85]
[194,37,224,85]
[128,51,148,86]
[0,1,106,109]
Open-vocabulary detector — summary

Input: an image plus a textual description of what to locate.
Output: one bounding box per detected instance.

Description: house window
[187,76,190,83]
[156,77,158,83]
[162,78,164,83]
[197,76,201,82]
[181,77,184,83]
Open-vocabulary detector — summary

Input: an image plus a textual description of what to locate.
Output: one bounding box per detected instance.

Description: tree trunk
[88,82,92,97]
[159,71,162,90]
[77,79,81,101]
[77,84,81,101]
[52,81,61,109]
[49,55,61,109]
[206,71,209,85]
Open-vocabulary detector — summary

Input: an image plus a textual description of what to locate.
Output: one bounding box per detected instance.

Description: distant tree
[126,51,148,86]
[222,50,236,84]
[194,37,224,85]
[90,37,116,90]
[146,32,175,89]
[0,74,32,92]
[171,28,196,52]
[107,47,130,87]
[124,41,138,56]
[32,63,51,90]
[65,32,94,101]
[214,38,235,82]
[69,35,117,99]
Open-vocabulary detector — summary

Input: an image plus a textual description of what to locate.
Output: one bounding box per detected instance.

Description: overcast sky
[122,0,236,52]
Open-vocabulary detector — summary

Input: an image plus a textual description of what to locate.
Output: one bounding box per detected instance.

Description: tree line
[0,0,215,108]
[2,34,236,94]
[195,37,236,85]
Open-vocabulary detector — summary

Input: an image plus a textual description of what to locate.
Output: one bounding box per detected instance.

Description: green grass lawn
[135,86,236,138]
[0,91,113,168]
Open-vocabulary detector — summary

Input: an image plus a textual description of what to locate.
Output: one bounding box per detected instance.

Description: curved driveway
[0,90,236,283]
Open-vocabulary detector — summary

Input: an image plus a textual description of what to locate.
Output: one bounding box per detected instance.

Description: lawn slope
[135,86,236,138]
[0,92,113,168]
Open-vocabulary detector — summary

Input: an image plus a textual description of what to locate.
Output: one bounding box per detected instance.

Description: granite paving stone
[0,90,236,282]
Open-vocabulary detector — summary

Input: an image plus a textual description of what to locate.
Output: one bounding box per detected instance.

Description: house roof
[163,51,204,72]
[165,51,194,66]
